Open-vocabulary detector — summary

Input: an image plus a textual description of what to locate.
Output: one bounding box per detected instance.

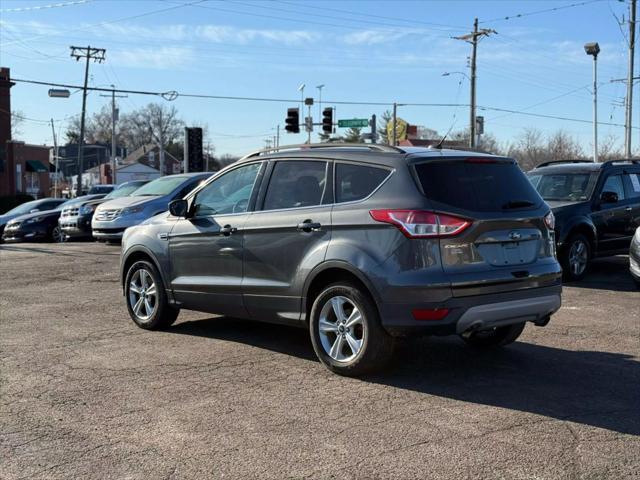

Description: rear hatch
[413,156,559,297]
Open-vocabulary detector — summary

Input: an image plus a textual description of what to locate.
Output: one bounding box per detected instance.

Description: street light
[316,84,325,125]
[298,83,305,112]
[442,71,470,80]
[585,42,600,162]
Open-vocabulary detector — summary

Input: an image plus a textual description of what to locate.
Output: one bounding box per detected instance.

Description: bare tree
[11,110,25,139]
[64,105,112,145]
[506,127,546,171]
[377,110,393,144]
[546,129,584,161]
[119,103,184,151]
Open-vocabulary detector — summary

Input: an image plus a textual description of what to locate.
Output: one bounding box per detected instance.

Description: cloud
[195,25,319,45]
[343,29,415,46]
[110,46,195,70]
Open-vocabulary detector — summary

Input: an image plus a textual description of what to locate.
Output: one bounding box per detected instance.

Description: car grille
[95,209,121,221]
[61,207,79,218]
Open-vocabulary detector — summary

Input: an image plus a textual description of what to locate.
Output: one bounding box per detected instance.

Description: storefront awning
[26,160,49,173]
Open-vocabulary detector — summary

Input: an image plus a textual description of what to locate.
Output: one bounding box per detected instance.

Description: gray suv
[120,144,562,376]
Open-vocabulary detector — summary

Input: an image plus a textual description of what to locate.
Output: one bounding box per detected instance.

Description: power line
[480,0,604,24]
[273,0,468,30]
[1,0,207,47]
[0,0,90,13]
[10,77,639,130]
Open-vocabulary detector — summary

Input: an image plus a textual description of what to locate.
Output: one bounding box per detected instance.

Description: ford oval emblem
[509,231,522,241]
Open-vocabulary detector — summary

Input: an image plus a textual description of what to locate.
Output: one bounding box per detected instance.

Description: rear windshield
[414,159,542,212]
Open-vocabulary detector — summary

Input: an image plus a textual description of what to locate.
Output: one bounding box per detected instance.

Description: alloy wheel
[318,296,366,362]
[568,239,588,277]
[52,226,64,243]
[128,268,158,321]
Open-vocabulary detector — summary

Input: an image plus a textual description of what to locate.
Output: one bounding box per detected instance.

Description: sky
[0,0,637,156]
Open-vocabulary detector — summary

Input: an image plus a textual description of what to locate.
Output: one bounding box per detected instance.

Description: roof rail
[600,159,640,168]
[239,142,405,161]
[535,159,593,168]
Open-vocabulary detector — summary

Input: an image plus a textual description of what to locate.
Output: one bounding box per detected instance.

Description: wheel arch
[303,261,381,324]
[120,246,167,293]
[562,220,597,253]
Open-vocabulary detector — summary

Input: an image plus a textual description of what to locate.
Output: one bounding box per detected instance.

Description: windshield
[104,182,146,199]
[528,172,596,202]
[132,176,189,197]
[4,200,43,216]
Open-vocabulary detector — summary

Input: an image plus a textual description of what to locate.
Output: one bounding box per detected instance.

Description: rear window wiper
[502,200,536,209]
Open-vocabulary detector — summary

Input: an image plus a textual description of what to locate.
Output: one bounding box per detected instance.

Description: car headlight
[79,204,95,215]
[121,205,145,216]
[24,216,44,225]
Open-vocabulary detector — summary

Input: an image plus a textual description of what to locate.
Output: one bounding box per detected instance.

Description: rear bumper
[381,285,562,336]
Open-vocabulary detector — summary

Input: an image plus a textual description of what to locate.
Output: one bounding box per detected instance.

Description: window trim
[188,162,265,218]
[256,158,331,213]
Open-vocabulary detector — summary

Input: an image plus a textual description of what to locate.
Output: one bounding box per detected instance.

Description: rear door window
[414,159,542,212]
[336,163,389,203]
[623,172,640,199]
[263,161,328,210]
[601,174,625,201]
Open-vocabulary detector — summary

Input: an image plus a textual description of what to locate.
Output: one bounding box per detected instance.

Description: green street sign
[338,118,369,128]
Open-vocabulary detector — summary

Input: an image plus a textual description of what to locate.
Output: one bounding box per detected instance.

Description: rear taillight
[369,209,471,238]
[544,211,555,230]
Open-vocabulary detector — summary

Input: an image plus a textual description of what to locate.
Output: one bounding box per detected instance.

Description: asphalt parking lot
[0,242,638,479]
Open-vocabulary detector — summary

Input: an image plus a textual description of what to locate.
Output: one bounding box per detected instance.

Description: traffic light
[322,107,333,134]
[285,108,300,133]
[184,127,203,172]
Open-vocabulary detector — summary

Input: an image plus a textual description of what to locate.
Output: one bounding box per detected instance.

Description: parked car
[120,144,562,376]
[0,198,67,241]
[92,173,210,241]
[2,195,105,243]
[59,181,148,240]
[528,159,640,280]
[88,184,116,195]
[631,227,640,288]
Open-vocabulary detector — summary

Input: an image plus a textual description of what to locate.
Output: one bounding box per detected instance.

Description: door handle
[297,220,322,232]
[220,224,237,236]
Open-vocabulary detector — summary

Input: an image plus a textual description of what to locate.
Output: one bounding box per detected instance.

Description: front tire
[560,233,591,281]
[125,260,179,330]
[460,321,526,348]
[50,225,64,243]
[309,282,393,376]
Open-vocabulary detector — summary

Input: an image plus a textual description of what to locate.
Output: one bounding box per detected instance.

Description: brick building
[0,67,51,198]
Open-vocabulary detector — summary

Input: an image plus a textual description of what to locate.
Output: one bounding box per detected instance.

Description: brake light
[544,211,555,230]
[369,209,471,238]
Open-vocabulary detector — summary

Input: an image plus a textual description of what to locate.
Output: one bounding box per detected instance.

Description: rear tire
[460,321,526,348]
[560,233,591,281]
[125,260,179,330]
[309,282,394,376]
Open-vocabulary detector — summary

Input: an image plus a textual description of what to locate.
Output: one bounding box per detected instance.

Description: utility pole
[100,86,127,185]
[159,108,165,176]
[50,119,59,198]
[70,45,106,197]
[454,19,496,149]
[626,0,637,157]
[392,102,397,146]
[276,124,280,148]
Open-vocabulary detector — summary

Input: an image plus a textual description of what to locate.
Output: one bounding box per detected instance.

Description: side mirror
[600,191,619,204]
[169,199,188,218]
